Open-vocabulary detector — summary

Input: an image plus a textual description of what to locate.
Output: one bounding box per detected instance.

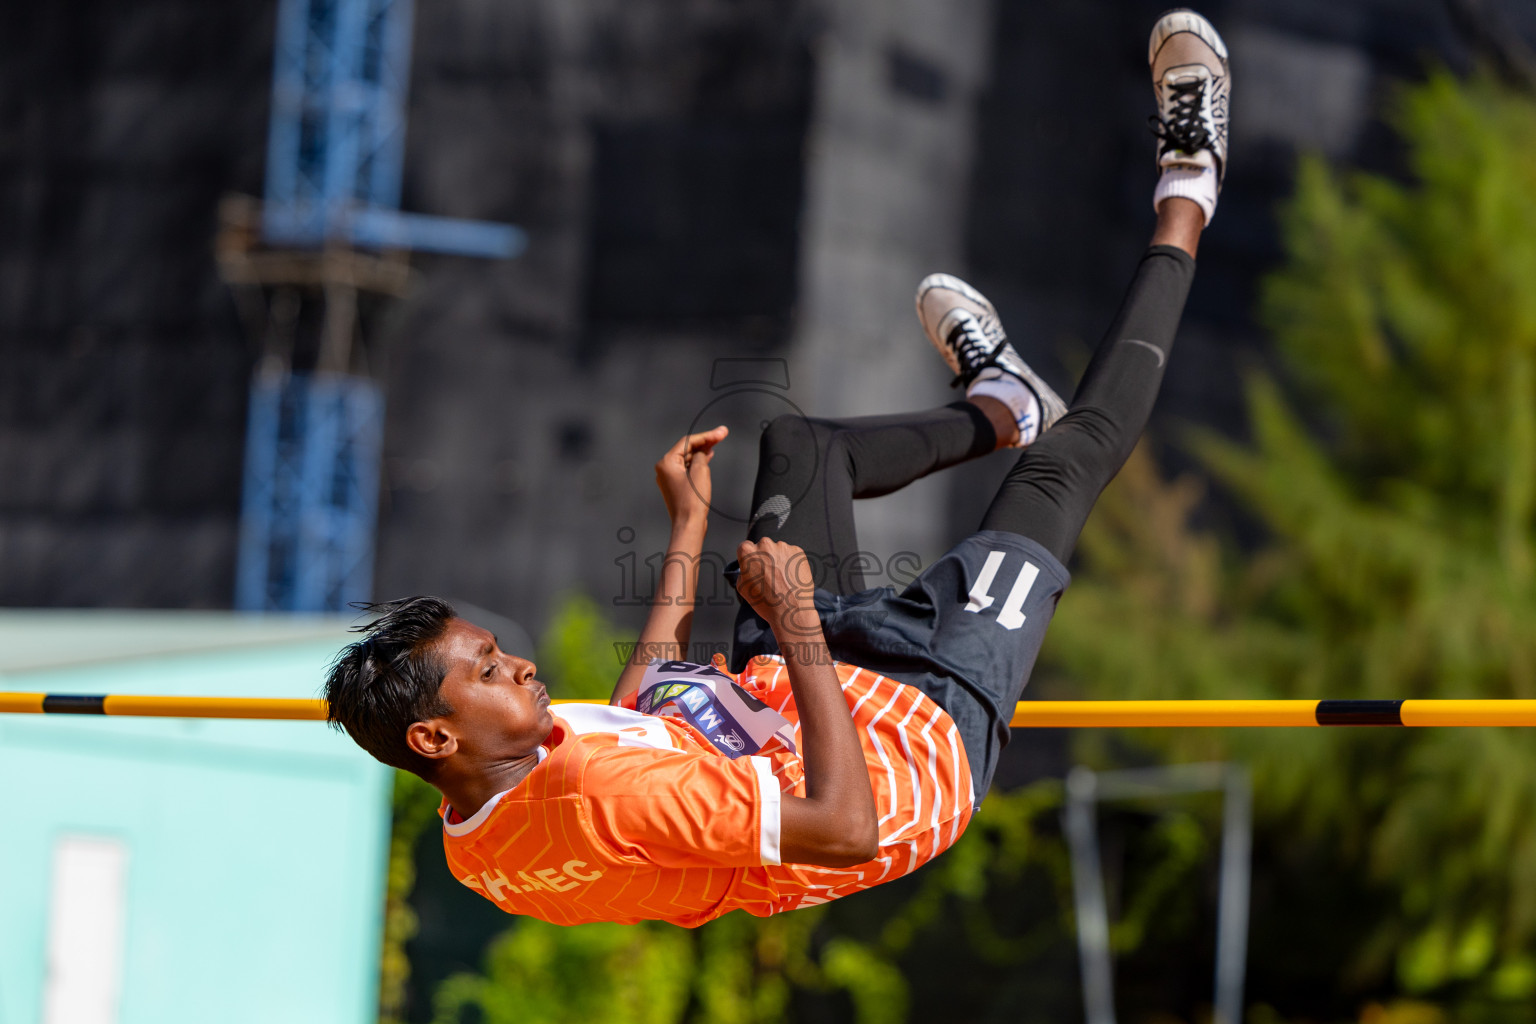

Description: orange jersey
[440,655,975,927]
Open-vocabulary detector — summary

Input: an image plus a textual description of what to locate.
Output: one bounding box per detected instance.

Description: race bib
[634,660,796,759]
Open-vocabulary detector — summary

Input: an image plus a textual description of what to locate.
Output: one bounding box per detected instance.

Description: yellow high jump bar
[3,693,1536,727]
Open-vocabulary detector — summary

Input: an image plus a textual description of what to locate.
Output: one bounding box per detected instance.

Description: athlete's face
[430,618,554,761]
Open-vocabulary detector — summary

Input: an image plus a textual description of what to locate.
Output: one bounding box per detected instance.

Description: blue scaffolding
[262,0,526,257]
[237,372,385,613]
[236,0,521,612]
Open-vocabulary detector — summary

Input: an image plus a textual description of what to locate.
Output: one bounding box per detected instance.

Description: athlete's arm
[735,538,880,867]
[610,426,729,706]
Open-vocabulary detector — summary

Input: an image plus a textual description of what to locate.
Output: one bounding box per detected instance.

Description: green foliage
[430,919,692,1024]
[415,777,1117,1024]
[380,769,448,1024]
[818,940,907,1024]
[1047,72,1536,1012]
[1107,810,1208,954]
[536,594,633,699]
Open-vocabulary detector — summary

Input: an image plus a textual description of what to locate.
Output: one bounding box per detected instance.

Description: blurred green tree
[1047,71,1536,1014]
[429,919,693,1024]
[536,593,635,700]
[380,769,444,1024]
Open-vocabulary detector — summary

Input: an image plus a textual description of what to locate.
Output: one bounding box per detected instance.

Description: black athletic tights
[740,245,1196,592]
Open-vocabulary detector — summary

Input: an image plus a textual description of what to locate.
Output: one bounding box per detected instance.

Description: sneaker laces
[945,314,1002,386]
[1148,76,1212,155]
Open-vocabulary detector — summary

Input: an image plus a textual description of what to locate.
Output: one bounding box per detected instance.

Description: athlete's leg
[728,401,1007,672]
[846,11,1230,798]
[974,8,1230,562]
[861,225,1200,793]
[979,198,1202,562]
[875,205,1204,796]
[746,401,1002,595]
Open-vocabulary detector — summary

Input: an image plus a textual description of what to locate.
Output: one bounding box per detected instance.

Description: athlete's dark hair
[324,596,458,776]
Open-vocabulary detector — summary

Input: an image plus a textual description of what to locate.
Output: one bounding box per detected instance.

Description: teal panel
[0,610,352,675]
[0,630,391,1024]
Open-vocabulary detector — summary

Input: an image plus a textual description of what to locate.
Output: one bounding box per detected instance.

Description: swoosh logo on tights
[750,495,792,530]
[1120,338,1165,368]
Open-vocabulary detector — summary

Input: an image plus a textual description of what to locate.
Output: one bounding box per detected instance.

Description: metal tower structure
[1065,763,1252,1024]
[232,0,523,613]
[235,371,387,613]
[262,0,526,258]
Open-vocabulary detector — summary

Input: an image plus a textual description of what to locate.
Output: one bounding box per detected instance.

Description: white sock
[1154,165,1218,225]
[967,368,1042,446]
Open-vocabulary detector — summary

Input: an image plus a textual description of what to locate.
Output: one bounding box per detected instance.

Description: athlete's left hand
[655,425,728,526]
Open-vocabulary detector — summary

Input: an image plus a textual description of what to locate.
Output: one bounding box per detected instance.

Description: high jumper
[323,9,1231,926]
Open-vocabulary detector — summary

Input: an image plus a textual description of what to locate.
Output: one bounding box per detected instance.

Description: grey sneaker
[915,273,1068,445]
[1148,9,1230,185]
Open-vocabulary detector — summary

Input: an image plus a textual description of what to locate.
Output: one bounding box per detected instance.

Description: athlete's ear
[406,719,458,761]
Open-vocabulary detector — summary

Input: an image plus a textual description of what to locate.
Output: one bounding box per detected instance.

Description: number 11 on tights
[963,551,1040,631]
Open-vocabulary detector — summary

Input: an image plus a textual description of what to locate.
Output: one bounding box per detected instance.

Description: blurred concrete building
[4,0,1534,650]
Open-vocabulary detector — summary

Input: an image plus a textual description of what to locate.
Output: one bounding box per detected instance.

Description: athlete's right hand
[735,537,820,638]
[742,538,878,868]
[655,425,728,527]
